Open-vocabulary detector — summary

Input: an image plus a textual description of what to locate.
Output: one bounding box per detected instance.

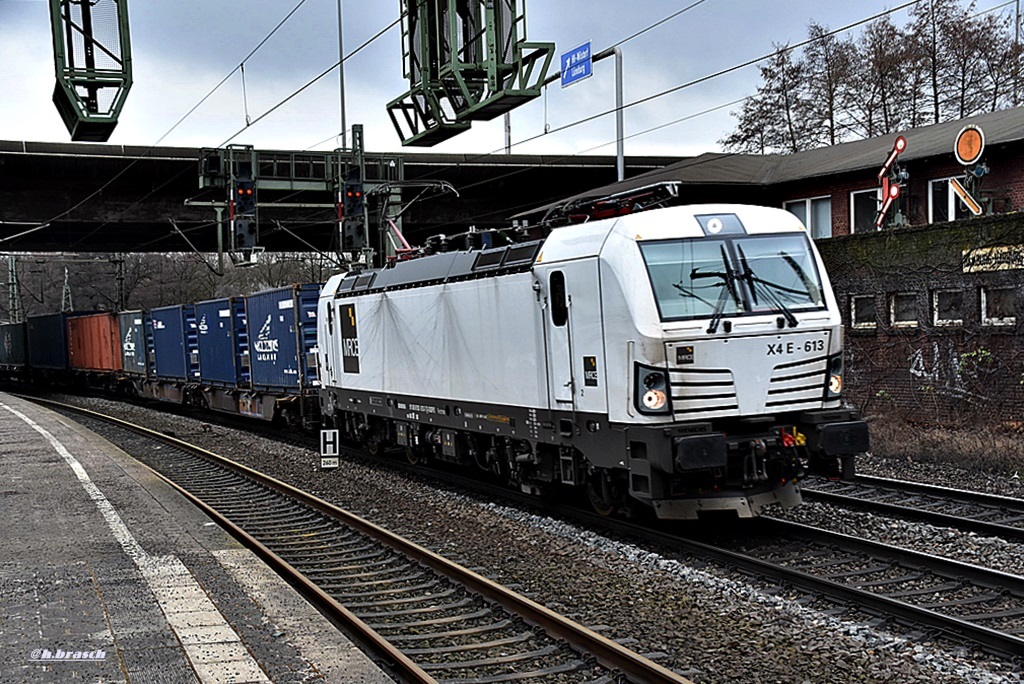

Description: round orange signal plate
[954,125,985,166]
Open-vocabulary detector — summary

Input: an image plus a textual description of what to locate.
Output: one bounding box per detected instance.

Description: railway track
[35,398,692,684]
[32,394,1024,664]
[558,512,1024,660]
[801,474,1024,542]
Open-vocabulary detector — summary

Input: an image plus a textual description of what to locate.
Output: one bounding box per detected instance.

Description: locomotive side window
[327,301,334,335]
[550,271,568,327]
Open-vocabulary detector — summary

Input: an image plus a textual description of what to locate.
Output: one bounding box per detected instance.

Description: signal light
[234,179,256,215]
[343,179,365,217]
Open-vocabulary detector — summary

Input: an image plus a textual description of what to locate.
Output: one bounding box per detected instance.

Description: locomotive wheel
[365,436,382,456]
[587,474,620,517]
[404,445,420,465]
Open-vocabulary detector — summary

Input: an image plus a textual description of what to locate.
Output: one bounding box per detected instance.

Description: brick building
[531,106,1024,240]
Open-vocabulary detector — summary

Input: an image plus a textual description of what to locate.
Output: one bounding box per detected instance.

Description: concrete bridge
[0,140,677,254]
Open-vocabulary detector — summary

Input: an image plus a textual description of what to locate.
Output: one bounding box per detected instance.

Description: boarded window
[890,293,917,327]
[851,295,876,329]
[981,286,1015,326]
[932,290,963,326]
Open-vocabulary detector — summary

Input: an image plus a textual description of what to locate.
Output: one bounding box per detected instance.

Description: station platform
[0,392,394,684]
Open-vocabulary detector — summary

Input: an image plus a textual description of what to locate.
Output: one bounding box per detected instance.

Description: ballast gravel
[51,396,1024,684]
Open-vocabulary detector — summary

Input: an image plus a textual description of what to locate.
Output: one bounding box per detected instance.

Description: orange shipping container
[67,313,123,372]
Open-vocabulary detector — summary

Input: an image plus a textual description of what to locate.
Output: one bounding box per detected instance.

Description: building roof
[518,106,1024,218]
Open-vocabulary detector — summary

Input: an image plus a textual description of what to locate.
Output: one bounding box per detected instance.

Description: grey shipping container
[244,284,320,392]
[150,305,200,381]
[0,322,27,367]
[26,313,69,369]
[118,311,149,377]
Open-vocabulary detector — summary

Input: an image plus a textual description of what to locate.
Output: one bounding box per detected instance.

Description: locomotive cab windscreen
[639,232,826,323]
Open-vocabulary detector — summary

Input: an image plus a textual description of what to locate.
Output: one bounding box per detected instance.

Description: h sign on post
[320,429,340,469]
[561,41,592,88]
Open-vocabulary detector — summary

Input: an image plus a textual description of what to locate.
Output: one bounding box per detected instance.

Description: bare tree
[720,94,777,154]
[723,1,1024,152]
[721,45,813,154]
[803,22,858,146]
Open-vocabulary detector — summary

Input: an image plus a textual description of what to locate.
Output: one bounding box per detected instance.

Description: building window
[932,289,963,326]
[850,189,880,234]
[851,295,877,329]
[981,286,1015,326]
[890,293,917,327]
[784,196,832,238]
[928,177,972,224]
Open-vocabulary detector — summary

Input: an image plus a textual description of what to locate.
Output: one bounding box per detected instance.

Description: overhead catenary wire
[62,0,924,251]
[65,15,401,250]
[35,0,315,233]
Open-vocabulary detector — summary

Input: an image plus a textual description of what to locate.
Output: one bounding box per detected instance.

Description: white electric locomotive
[317,204,867,519]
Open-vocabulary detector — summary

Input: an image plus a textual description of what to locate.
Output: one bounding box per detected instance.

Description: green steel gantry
[387,0,554,146]
[48,0,132,142]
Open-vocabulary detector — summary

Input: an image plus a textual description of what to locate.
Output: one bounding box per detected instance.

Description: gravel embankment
[52,396,1024,684]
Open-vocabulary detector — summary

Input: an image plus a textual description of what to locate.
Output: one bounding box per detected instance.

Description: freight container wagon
[196,298,247,388]
[117,311,149,378]
[26,313,69,372]
[194,297,250,415]
[0,322,27,374]
[68,313,123,373]
[241,283,320,426]
[142,305,200,404]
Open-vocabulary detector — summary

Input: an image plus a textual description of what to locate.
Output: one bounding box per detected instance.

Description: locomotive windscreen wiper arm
[779,250,822,304]
[691,245,741,334]
[671,282,714,308]
[736,245,798,328]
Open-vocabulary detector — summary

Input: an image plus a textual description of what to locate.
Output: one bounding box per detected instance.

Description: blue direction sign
[560,41,593,88]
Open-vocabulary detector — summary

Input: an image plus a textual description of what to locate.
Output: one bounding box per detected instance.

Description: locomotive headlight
[635,363,672,415]
[643,389,668,410]
[826,354,844,398]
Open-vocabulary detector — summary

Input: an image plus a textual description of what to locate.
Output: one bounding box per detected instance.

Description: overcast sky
[0,0,1003,158]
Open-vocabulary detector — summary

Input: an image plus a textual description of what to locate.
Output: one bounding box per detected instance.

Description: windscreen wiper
[691,245,741,334]
[671,282,714,307]
[779,251,822,304]
[737,245,798,328]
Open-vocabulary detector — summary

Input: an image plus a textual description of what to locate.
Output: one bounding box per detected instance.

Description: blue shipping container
[150,305,200,381]
[195,298,247,387]
[244,283,320,392]
[117,311,148,376]
[26,313,69,369]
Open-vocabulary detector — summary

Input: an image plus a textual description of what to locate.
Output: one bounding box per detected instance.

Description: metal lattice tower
[387,0,554,146]
[7,256,23,324]
[48,0,133,142]
[61,267,74,312]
